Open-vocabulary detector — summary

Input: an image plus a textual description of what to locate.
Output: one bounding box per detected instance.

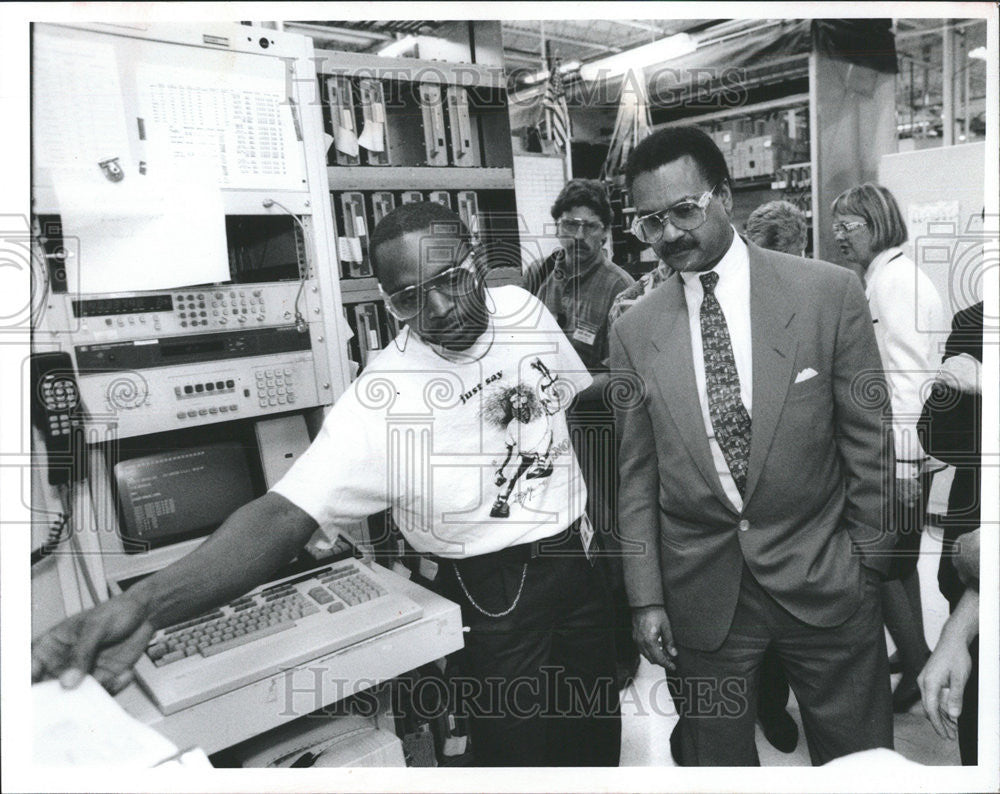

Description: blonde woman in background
[831,182,945,714]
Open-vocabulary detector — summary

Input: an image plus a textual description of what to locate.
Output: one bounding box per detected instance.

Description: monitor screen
[113,441,256,551]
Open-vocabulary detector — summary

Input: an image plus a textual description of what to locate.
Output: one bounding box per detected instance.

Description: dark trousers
[567,403,640,670]
[440,528,622,766]
[886,469,935,580]
[674,563,892,766]
[756,646,791,721]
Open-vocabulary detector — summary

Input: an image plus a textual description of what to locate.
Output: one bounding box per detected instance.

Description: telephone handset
[30,350,86,485]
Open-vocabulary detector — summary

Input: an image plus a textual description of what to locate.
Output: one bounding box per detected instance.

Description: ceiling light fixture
[579,33,696,82]
[376,35,418,58]
[519,60,582,86]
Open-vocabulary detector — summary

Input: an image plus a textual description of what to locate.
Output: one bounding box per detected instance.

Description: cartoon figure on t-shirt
[483,358,569,518]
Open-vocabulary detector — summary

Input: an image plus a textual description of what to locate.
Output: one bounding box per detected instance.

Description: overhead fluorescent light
[968,46,987,60]
[579,34,696,82]
[521,69,550,86]
[377,35,418,58]
[519,60,582,87]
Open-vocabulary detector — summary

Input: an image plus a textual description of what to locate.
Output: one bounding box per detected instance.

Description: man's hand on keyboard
[31,595,156,694]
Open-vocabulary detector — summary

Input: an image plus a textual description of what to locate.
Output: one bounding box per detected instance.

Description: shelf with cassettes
[313,23,521,388]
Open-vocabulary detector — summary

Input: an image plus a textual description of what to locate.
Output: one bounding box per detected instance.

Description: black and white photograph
[1,3,997,792]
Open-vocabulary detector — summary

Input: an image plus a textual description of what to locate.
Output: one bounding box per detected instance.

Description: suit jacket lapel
[650,274,736,509]
[744,244,797,504]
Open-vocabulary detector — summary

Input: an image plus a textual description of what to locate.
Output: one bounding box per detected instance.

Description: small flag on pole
[542,62,571,150]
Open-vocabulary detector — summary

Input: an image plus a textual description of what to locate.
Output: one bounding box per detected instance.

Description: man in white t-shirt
[32,202,621,767]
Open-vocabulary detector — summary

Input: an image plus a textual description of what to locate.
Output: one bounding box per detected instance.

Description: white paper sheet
[136,64,307,190]
[33,33,132,171]
[54,168,229,294]
[908,200,961,231]
[334,124,360,157]
[337,236,364,263]
[358,120,385,153]
[33,676,179,767]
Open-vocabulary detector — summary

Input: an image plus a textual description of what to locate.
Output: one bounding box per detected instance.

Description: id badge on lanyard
[572,322,599,346]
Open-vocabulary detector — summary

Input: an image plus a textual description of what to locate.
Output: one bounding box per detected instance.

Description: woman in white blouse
[831,183,945,713]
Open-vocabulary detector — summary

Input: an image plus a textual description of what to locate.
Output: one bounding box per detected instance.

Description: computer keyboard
[133,558,423,715]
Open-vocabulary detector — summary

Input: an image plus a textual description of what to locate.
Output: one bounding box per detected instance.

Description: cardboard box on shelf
[744,137,761,178]
[758,135,775,175]
[732,140,747,179]
[723,152,736,177]
[738,135,777,178]
[702,115,809,182]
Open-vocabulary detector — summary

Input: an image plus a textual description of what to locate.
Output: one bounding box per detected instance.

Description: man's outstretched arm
[31,492,318,692]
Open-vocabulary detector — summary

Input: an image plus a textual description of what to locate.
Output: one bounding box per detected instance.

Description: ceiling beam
[502,24,622,54]
[282,21,393,44]
[611,20,673,35]
[894,18,984,42]
[653,92,811,130]
[503,50,545,64]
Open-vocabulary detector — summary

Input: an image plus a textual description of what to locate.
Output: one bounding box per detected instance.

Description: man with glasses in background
[527,179,634,387]
[32,202,622,767]
[609,127,895,765]
[525,179,639,691]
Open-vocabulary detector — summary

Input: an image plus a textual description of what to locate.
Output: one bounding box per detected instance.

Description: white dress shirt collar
[679,230,749,293]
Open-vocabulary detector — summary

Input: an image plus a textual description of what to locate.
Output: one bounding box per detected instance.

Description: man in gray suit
[609,127,895,765]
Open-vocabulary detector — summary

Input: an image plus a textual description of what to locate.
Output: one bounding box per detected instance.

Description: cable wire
[262,198,310,333]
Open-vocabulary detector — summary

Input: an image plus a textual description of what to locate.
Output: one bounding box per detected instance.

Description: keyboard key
[147,643,169,661]
[327,602,345,613]
[200,620,296,657]
[163,610,225,635]
[154,649,186,667]
[308,587,333,605]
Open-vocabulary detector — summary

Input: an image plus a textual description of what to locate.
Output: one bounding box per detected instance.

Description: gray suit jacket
[609,241,894,651]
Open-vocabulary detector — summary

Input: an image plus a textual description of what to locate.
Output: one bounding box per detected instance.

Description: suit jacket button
[738,519,750,532]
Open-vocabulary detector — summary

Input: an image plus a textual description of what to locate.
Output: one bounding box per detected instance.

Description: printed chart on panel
[136,64,307,191]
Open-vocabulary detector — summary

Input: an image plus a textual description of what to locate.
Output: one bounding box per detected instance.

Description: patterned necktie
[699,271,751,496]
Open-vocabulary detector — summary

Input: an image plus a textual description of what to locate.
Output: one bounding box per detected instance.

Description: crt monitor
[113,442,256,552]
[103,420,356,588]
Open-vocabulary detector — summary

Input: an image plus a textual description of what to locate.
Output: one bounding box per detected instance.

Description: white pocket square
[794,368,818,384]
